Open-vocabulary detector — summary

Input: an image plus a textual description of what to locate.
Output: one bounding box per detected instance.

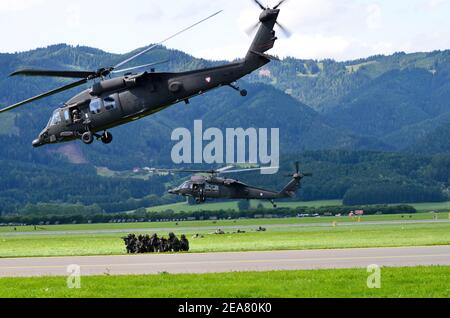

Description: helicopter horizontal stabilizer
[244,0,290,67]
[249,50,280,61]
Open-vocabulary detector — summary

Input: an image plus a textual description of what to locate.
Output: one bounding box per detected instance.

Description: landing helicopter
[162,163,312,207]
[0,0,291,147]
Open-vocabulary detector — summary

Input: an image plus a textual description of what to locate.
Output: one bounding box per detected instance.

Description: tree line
[0,205,417,226]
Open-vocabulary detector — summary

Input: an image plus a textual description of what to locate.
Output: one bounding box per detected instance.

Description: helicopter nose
[32,138,43,148]
[168,189,176,194]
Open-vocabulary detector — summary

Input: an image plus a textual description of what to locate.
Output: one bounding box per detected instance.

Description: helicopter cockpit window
[181,182,191,190]
[64,110,70,122]
[104,96,117,111]
[48,111,61,126]
[89,99,102,115]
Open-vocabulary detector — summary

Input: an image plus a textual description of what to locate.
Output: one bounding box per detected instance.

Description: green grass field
[0,211,448,233]
[146,200,450,213]
[0,266,448,298]
[1,221,449,258]
[146,200,342,212]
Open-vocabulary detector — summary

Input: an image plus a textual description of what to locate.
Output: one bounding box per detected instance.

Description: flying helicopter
[0,0,291,147]
[162,162,312,207]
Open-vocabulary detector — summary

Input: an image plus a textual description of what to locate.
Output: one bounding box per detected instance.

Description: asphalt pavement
[0,245,449,277]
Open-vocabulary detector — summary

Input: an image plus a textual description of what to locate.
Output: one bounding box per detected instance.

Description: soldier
[180,234,190,252]
[142,234,151,253]
[129,234,138,253]
[123,236,132,254]
[150,233,159,253]
[136,234,144,253]
[72,109,82,123]
[160,237,169,253]
[168,232,181,252]
[123,234,137,254]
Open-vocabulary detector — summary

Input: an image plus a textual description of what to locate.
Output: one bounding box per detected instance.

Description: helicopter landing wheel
[101,131,113,144]
[81,131,94,145]
[196,197,206,204]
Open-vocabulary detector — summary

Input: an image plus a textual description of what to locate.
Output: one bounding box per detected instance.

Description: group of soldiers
[123,233,189,254]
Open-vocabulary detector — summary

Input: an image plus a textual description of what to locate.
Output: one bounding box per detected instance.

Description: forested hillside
[247,50,450,152]
[0,150,447,215]
[0,45,448,214]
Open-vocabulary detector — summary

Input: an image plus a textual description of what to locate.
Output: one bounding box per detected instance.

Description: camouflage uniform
[168,232,181,252]
[180,235,190,252]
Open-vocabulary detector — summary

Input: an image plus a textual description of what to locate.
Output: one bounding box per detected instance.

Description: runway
[1,219,448,237]
[0,246,449,277]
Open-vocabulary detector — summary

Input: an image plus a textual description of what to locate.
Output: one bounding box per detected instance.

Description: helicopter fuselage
[33,59,268,147]
[169,177,284,203]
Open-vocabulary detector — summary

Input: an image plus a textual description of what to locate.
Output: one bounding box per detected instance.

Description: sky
[0,0,450,61]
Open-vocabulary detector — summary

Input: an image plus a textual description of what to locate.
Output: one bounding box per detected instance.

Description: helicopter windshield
[180,181,191,190]
[47,110,62,127]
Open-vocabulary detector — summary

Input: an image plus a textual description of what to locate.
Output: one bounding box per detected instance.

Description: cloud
[0,0,449,62]
[65,5,81,29]
[366,3,383,30]
[274,34,352,60]
[0,0,45,13]
[427,0,446,9]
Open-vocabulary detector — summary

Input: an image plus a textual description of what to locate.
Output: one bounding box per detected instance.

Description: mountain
[409,124,450,154]
[247,50,450,150]
[3,44,448,167]
[0,44,371,170]
[0,44,448,214]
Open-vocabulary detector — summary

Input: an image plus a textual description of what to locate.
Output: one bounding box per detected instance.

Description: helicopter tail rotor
[284,162,312,179]
[246,0,292,38]
[280,162,311,197]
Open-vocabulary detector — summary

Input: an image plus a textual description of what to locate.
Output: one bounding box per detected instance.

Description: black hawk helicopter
[162,162,312,207]
[0,0,290,147]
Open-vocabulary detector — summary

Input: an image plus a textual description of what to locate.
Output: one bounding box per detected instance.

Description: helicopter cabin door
[88,94,122,128]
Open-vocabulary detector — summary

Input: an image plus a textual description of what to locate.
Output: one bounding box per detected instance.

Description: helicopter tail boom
[278,162,312,198]
[244,8,280,69]
[279,177,302,198]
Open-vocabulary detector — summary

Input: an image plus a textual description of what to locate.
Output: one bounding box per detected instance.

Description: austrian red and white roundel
[205,77,212,83]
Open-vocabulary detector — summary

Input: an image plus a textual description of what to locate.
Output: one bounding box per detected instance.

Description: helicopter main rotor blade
[215,165,236,173]
[0,79,87,114]
[252,0,266,10]
[113,10,223,70]
[9,69,96,79]
[111,59,170,74]
[273,0,288,10]
[276,22,292,38]
[245,21,262,36]
[156,169,217,174]
[219,167,280,174]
